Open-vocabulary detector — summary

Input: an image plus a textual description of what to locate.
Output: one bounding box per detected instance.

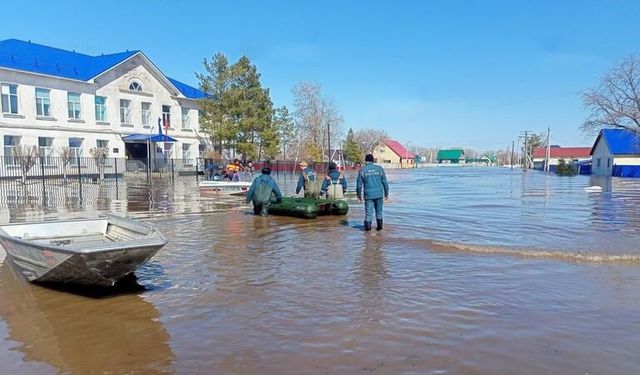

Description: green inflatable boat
[268,197,349,219]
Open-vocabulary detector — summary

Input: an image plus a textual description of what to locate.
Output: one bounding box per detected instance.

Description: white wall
[591,138,613,176]
[0,55,201,161]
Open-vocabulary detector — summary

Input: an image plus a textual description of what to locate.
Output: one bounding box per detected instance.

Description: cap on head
[328,162,337,171]
[261,167,271,175]
[365,154,374,162]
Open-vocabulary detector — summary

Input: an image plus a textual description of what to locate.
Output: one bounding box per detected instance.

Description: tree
[198,54,275,160]
[274,106,296,160]
[89,147,108,180]
[342,128,362,163]
[353,128,388,154]
[556,159,577,176]
[522,132,544,168]
[291,81,343,162]
[58,146,73,181]
[583,55,640,134]
[12,145,39,185]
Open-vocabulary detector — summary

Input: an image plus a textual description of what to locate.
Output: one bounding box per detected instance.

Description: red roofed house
[532,146,591,171]
[372,139,415,168]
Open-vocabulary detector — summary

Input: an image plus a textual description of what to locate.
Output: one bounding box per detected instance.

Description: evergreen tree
[343,128,362,162]
[198,54,275,160]
[274,106,296,160]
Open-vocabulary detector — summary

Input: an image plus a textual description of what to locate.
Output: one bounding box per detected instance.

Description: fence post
[171,158,175,182]
[77,155,83,201]
[40,156,46,189]
[114,157,118,189]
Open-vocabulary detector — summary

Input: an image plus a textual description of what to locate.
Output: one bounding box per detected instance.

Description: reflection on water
[0,168,640,373]
[0,263,174,374]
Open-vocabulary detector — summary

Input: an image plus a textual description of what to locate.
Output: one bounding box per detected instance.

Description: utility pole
[327,120,331,165]
[544,127,551,172]
[511,140,515,170]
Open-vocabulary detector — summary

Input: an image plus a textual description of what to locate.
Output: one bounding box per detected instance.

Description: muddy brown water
[0,167,639,374]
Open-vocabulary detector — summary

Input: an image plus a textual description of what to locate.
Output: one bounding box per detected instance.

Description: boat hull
[198,181,251,195]
[268,197,349,219]
[0,216,167,287]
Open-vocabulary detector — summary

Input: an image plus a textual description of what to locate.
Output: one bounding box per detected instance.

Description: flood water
[1,167,639,374]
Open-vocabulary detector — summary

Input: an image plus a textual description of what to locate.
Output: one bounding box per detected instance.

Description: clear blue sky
[2,0,640,151]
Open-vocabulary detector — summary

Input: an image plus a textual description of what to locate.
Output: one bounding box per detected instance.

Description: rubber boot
[364,221,372,231]
[376,219,383,231]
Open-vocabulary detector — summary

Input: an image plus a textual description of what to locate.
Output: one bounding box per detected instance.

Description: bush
[556,159,577,176]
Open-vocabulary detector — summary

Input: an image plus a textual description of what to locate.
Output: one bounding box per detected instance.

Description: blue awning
[121,133,178,143]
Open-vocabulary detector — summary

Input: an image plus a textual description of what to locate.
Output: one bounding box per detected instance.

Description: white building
[590,128,640,177]
[0,39,206,170]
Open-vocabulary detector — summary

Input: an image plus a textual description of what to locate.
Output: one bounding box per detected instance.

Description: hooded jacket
[321,170,347,194]
[356,162,389,200]
[246,174,283,203]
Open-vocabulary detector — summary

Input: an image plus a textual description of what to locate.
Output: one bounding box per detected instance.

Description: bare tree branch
[582,55,640,135]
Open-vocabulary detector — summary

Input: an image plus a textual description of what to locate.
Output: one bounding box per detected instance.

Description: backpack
[303,171,320,197]
[252,182,273,205]
[325,174,344,200]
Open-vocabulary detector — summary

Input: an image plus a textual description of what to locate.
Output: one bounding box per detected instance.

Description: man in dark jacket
[295,161,319,198]
[321,162,347,199]
[356,154,389,231]
[246,167,283,216]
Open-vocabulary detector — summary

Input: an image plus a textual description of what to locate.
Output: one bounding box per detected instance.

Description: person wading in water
[356,154,389,231]
[295,161,320,199]
[246,167,283,216]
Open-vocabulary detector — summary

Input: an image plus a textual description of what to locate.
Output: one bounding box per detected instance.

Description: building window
[69,137,83,162]
[120,99,132,124]
[95,96,107,122]
[596,158,601,168]
[35,88,51,117]
[68,92,81,119]
[1,84,19,114]
[182,143,191,163]
[141,102,151,126]
[163,143,173,158]
[129,81,142,91]
[181,108,190,129]
[38,137,54,165]
[162,105,171,129]
[4,135,20,165]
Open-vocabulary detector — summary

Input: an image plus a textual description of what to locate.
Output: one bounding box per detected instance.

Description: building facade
[591,128,640,177]
[372,140,414,168]
[0,39,206,170]
[531,146,591,172]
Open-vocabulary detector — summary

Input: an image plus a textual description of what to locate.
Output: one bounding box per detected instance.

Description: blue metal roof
[167,77,207,99]
[591,128,640,155]
[122,133,178,143]
[0,38,205,99]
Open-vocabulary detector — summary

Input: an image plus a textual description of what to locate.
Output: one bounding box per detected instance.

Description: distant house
[372,140,415,168]
[590,128,640,177]
[532,146,591,172]
[437,149,465,164]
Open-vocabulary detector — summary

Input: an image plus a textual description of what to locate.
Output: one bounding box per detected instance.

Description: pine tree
[343,128,362,163]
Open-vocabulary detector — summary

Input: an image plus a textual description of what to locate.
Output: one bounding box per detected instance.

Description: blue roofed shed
[590,128,640,177]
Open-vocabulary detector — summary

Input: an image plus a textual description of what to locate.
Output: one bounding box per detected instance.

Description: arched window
[129,81,142,91]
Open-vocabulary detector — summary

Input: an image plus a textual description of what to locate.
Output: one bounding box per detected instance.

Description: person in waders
[321,162,347,200]
[295,161,320,199]
[356,154,389,231]
[246,167,283,216]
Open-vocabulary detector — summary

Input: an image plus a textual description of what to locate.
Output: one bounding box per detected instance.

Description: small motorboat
[268,197,349,219]
[0,215,167,287]
[199,172,253,196]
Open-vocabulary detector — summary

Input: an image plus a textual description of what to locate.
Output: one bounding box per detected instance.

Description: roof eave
[0,66,93,85]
